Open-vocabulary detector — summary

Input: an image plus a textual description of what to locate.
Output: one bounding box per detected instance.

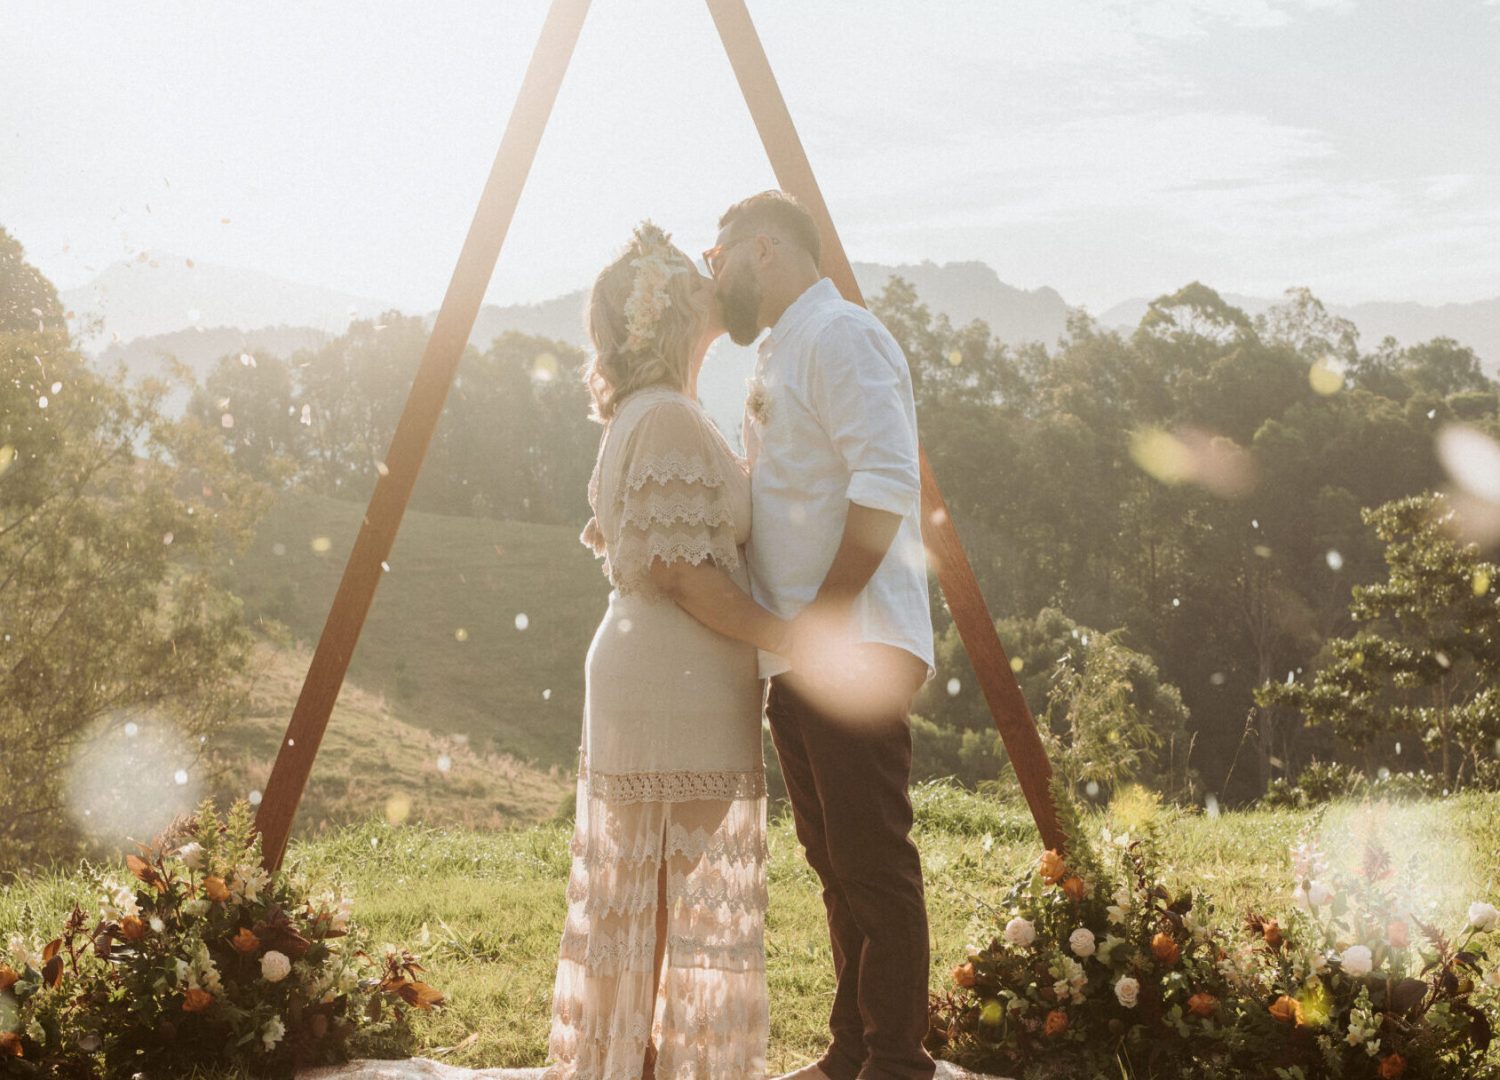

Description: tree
[0,229,269,870]
[1258,492,1500,789]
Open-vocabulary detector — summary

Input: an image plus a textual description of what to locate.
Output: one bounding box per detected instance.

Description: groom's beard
[718,270,763,347]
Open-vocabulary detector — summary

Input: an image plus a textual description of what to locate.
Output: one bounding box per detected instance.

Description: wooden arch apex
[254,0,1063,872]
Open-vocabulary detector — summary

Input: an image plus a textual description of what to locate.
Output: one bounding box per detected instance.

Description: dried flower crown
[621,221,689,354]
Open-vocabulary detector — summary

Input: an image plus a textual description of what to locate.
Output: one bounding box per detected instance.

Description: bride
[543,222,789,1080]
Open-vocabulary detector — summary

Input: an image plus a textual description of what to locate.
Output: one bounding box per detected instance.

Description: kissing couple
[543,190,936,1080]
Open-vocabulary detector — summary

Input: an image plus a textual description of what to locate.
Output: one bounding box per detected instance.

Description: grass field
[228,491,607,770]
[5,785,1498,1075]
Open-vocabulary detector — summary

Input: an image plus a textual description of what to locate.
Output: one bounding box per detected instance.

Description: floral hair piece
[621,220,688,354]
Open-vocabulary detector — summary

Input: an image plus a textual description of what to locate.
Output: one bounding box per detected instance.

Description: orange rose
[1379,1052,1407,1079]
[1152,932,1180,965]
[1262,920,1284,950]
[203,877,230,903]
[230,928,261,955]
[181,988,214,1013]
[952,963,977,988]
[1062,876,1088,901]
[0,965,19,993]
[1187,992,1217,1017]
[1039,849,1066,885]
[119,916,146,942]
[1387,920,1409,949]
[1269,995,1302,1025]
[0,1031,21,1057]
[1043,1009,1069,1037]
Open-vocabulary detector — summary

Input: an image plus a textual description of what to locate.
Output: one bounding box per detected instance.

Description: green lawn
[6,785,1498,1075]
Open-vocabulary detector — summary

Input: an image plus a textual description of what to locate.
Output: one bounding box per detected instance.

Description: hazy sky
[4,0,1498,315]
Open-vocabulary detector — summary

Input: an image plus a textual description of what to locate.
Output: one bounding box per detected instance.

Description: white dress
[544,386,769,1080]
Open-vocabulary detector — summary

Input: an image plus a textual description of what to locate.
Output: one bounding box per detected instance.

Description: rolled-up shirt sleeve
[808,315,922,516]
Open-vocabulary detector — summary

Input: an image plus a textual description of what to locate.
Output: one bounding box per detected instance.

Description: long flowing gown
[544,386,769,1080]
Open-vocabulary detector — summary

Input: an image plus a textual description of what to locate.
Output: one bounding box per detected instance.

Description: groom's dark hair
[719,190,821,267]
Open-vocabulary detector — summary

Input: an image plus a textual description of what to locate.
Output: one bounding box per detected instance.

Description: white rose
[1308,881,1333,907]
[1114,975,1141,1008]
[1003,917,1036,948]
[261,1015,286,1051]
[1468,902,1500,932]
[260,950,292,983]
[1340,945,1373,977]
[1069,928,1097,958]
[177,842,205,871]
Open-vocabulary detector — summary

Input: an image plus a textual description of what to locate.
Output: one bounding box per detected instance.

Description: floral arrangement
[0,800,442,1077]
[745,374,771,428]
[622,220,688,354]
[929,793,1500,1079]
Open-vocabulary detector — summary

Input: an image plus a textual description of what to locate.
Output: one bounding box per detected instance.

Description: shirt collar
[758,277,841,357]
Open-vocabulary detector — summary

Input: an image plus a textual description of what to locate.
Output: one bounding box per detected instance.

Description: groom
[707,190,936,1080]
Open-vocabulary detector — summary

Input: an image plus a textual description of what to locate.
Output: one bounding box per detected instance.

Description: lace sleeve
[610,401,741,595]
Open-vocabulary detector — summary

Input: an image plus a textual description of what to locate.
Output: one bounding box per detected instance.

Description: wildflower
[1114,975,1140,1008]
[1052,958,1087,1004]
[182,988,214,1013]
[261,1016,285,1052]
[203,876,230,903]
[119,916,146,942]
[230,928,261,954]
[1106,886,1132,924]
[1187,992,1217,1017]
[1062,876,1088,901]
[1043,1009,1068,1037]
[1262,920,1284,950]
[1379,1052,1407,1078]
[1003,917,1036,948]
[1068,928,1096,958]
[952,962,976,988]
[177,842,205,871]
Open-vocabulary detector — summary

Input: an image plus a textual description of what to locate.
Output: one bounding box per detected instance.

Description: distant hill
[97,324,330,384]
[852,260,1075,346]
[1099,292,1500,375]
[62,254,392,349]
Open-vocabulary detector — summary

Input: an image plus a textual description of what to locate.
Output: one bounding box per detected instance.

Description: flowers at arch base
[926,785,1500,1079]
[0,799,445,1076]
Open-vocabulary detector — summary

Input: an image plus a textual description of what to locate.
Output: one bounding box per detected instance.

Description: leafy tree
[0,230,269,870]
[1258,492,1500,789]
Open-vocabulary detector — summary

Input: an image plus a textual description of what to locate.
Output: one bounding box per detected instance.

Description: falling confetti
[1084,780,1100,798]
[0,445,15,476]
[618,618,633,634]
[1437,424,1500,504]
[1326,549,1344,570]
[248,789,263,806]
[543,688,553,700]
[946,678,961,697]
[532,352,559,382]
[162,532,174,545]
[124,722,139,737]
[220,413,234,429]
[173,769,189,786]
[300,404,312,425]
[454,627,469,642]
[49,381,61,394]
[515,613,530,631]
[1171,597,1181,607]
[946,349,963,366]
[385,794,411,826]
[1476,570,1493,597]
[1009,656,1024,673]
[1205,793,1221,819]
[1210,672,1226,686]
[239,352,256,367]
[436,754,452,774]
[375,460,389,476]
[37,396,48,409]
[380,561,390,572]
[310,536,332,554]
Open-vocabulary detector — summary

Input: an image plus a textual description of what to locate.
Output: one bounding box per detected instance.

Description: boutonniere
[746,375,771,427]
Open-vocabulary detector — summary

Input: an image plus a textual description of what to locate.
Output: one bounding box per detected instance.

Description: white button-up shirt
[743,277,934,681]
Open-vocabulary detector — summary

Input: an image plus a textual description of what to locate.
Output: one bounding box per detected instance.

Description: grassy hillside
[209,641,572,838]
[7,786,1498,1075]
[228,492,607,769]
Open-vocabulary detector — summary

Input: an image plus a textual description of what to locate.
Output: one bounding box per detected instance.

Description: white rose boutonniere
[746,375,771,427]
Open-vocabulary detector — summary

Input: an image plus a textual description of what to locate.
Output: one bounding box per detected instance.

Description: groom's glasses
[702,234,778,279]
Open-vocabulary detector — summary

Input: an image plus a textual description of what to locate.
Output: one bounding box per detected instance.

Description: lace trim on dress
[617,489,736,531]
[581,764,765,804]
[623,448,726,492]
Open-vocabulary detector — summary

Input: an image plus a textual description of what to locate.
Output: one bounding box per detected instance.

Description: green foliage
[0,236,271,872]
[1260,493,1500,789]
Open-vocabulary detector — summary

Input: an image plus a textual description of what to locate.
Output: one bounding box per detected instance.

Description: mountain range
[65,254,1500,439]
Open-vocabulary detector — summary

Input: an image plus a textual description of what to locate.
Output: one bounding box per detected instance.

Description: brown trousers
[767,656,935,1080]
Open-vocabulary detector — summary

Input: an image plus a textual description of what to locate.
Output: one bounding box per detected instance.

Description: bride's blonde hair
[583,222,708,423]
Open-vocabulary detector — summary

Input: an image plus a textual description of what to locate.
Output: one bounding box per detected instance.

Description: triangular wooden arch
[254,0,1062,872]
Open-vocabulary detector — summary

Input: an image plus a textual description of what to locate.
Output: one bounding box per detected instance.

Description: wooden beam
[254,0,595,871]
[705,0,1064,852]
